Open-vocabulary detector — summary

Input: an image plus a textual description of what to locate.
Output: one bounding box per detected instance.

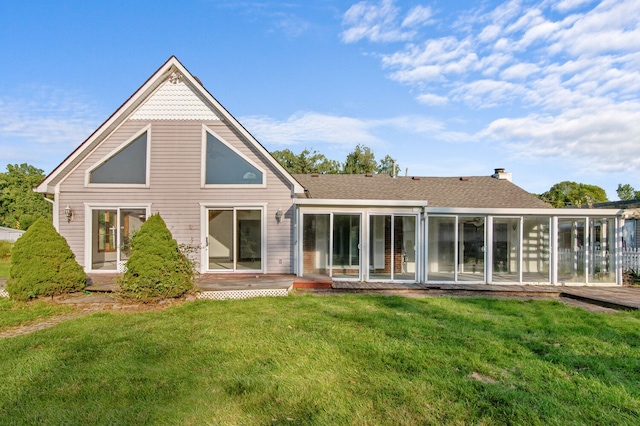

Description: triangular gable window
[90,132,147,184]
[205,132,264,185]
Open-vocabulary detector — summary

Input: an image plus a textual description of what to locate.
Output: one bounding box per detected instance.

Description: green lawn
[0,260,9,279]
[0,298,72,332]
[1,295,639,425]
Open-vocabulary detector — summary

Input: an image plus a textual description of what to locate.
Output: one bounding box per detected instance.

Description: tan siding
[58,119,295,273]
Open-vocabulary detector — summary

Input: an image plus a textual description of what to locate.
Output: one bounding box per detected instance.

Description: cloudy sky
[1,0,639,199]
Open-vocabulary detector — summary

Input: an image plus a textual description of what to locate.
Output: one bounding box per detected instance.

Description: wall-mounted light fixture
[64,205,73,223]
[275,208,283,224]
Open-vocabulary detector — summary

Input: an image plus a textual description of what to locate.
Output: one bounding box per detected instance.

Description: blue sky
[1,0,639,199]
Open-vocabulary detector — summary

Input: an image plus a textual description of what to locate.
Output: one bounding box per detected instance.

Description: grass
[0,298,72,332]
[0,260,9,279]
[0,295,639,425]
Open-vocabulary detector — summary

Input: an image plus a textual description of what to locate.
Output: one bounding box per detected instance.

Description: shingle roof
[293,174,551,209]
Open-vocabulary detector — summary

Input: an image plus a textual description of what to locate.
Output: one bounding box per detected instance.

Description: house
[35,57,624,286]
[0,226,24,242]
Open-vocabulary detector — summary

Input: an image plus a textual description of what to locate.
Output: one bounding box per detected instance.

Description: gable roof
[293,173,551,209]
[36,56,303,194]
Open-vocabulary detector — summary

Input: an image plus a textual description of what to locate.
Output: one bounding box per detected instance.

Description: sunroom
[294,202,622,286]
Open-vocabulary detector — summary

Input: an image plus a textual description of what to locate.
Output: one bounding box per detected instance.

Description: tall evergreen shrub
[7,218,86,301]
[118,213,194,301]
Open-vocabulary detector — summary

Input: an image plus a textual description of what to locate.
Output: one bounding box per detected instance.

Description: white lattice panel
[197,287,291,300]
[0,289,9,298]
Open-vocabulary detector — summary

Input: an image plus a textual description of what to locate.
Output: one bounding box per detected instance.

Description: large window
[204,131,264,185]
[89,131,147,184]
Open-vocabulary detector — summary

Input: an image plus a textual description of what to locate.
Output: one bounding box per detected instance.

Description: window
[204,131,264,185]
[89,131,147,184]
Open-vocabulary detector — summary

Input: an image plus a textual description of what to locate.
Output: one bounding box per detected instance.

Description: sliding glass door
[91,208,147,271]
[207,208,262,272]
[369,214,417,281]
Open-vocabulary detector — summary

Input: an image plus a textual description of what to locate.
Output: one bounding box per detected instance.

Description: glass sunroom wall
[369,215,391,280]
[428,216,455,281]
[332,214,361,279]
[302,214,330,275]
[522,217,550,283]
[492,218,520,282]
[589,218,616,283]
[395,216,417,281]
[557,218,586,283]
[457,217,485,282]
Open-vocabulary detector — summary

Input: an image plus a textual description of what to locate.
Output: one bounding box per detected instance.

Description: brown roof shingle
[293,174,551,209]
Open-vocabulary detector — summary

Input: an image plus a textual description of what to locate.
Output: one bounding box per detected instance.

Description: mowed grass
[0,298,72,332]
[0,260,9,279]
[1,295,639,425]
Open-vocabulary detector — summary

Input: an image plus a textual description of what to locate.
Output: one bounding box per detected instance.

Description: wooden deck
[2,275,640,310]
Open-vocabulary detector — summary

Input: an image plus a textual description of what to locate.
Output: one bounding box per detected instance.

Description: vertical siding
[59,119,295,273]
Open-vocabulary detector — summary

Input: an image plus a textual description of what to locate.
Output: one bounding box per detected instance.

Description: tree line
[272,144,400,175]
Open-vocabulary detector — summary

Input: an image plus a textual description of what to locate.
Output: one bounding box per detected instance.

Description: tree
[118,214,195,301]
[0,163,51,230]
[539,181,608,208]
[616,183,640,201]
[342,144,378,174]
[377,154,401,176]
[7,217,85,301]
[271,148,340,174]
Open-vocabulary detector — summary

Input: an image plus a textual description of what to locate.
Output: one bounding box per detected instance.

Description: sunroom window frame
[200,124,266,189]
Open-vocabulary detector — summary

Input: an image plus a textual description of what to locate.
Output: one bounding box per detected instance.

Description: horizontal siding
[59,119,295,273]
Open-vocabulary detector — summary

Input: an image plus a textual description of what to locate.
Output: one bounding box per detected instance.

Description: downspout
[42,194,57,231]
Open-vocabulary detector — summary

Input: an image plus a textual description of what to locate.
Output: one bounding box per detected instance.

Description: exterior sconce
[275,208,283,224]
[64,205,73,223]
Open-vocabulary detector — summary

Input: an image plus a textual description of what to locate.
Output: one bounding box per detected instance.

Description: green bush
[7,218,86,301]
[118,214,195,302]
[0,240,11,261]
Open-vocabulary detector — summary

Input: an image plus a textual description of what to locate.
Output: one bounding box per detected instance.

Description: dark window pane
[90,132,147,184]
[205,133,263,184]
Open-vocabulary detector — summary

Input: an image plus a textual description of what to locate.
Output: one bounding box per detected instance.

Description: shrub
[118,213,195,302]
[0,240,11,261]
[7,218,86,301]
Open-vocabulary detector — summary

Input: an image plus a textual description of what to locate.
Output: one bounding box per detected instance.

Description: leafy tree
[7,217,85,301]
[342,144,378,174]
[0,163,51,230]
[616,183,640,201]
[539,181,608,208]
[272,148,340,174]
[378,154,401,176]
[118,213,195,301]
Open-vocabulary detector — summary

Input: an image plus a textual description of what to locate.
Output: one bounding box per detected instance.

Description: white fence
[621,248,640,272]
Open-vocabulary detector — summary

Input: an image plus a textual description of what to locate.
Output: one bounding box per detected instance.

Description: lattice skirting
[197,286,292,300]
[0,289,9,298]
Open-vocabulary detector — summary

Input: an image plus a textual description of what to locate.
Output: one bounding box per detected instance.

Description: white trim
[84,125,151,188]
[200,124,266,189]
[83,203,152,273]
[295,199,428,208]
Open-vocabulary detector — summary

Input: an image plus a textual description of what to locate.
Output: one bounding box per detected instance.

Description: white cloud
[241,111,446,150]
[402,5,434,27]
[479,101,640,173]
[0,91,97,145]
[342,0,640,179]
[340,0,434,43]
[416,93,449,106]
